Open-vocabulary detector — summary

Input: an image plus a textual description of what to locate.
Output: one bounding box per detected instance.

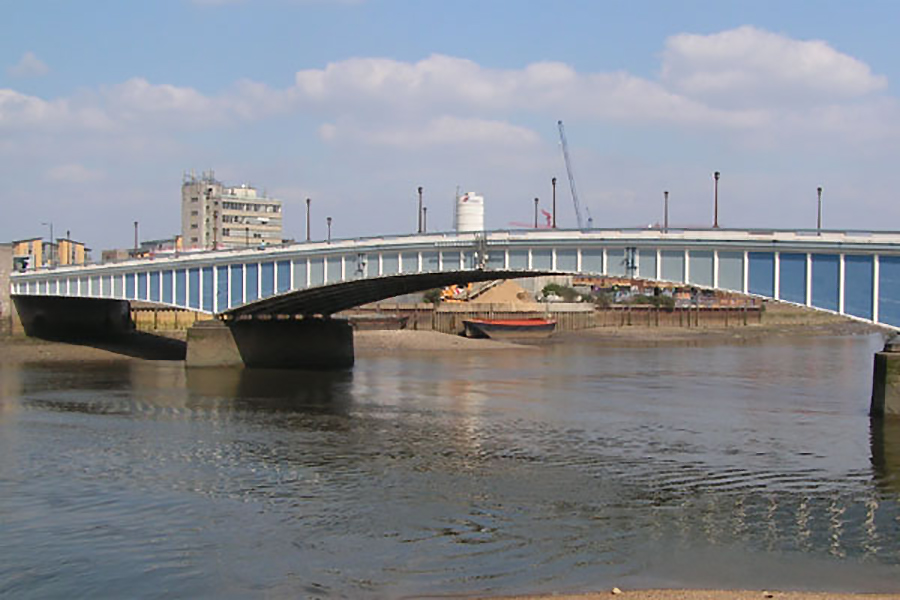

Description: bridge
[11,227,900,322]
[10,227,900,404]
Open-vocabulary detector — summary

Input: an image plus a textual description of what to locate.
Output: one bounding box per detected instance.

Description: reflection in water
[871,417,900,497]
[1,335,900,598]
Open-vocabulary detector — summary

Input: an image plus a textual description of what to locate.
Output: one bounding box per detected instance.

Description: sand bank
[485,591,900,600]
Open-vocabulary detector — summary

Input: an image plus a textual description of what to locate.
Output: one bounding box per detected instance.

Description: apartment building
[12,237,88,270]
[181,171,283,250]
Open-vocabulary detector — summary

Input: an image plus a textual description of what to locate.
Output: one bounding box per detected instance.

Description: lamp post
[305,198,311,242]
[533,197,539,229]
[713,171,720,229]
[245,226,249,248]
[417,186,423,234]
[41,221,53,266]
[134,221,139,252]
[551,177,557,228]
[327,216,332,242]
[817,186,823,234]
[663,190,669,233]
[422,206,427,233]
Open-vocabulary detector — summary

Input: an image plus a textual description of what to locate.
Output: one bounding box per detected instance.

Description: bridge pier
[871,336,900,417]
[186,317,354,369]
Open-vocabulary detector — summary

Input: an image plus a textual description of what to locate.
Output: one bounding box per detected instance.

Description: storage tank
[455,192,484,233]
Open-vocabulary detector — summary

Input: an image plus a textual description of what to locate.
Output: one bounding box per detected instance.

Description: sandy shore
[483,591,900,600]
[0,314,888,363]
[354,329,534,353]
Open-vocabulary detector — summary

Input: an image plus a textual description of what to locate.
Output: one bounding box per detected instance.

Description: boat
[462,318,556,340]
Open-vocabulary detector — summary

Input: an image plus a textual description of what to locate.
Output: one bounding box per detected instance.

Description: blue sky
[3,0,900,249]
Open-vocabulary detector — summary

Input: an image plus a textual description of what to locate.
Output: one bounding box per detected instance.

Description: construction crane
[557,120,585,229]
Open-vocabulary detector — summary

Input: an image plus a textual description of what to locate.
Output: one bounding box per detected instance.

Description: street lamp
[533,197,539,229]
[327,216,332,242]
[817,186,823,234]
[245,226,250,248]
[551,177,557,228]
[417,186,423,234]
[422,206,427,233]
[41,221,53,266]
[713,171,720,229]
[305,197,311,242]
[134,221,139,252]
[663,190,669,233]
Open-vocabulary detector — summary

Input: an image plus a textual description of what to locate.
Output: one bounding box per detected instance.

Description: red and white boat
[462,318,556,340]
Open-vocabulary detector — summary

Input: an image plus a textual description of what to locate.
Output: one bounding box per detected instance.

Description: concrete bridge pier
[871,336,900,417]
[186,317,354,369]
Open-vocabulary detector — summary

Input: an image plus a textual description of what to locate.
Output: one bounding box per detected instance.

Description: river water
[1,333,899,598]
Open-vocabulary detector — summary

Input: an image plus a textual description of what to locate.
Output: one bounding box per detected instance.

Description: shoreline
[0,316,888,364]
[481,590,900,600]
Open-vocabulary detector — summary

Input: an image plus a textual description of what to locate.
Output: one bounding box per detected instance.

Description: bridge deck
[10,228,900,328]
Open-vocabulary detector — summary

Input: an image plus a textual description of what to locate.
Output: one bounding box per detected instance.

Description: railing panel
[201,267,214,312]
[689,251,714,287]
[245,263,259,302]
[229,264,243,307]
[779,253,806,304]
[844,255,873,320]
[811,254,839,312]
[557,249,577,272]
[638,249,657,280]
[261,262,275,297]
[878,256,900,327]
[660,250,684,283]
[188,268,201,309]
[748,252,774,297]
[718,252,743,292]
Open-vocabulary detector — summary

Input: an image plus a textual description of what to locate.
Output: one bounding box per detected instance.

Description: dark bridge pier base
[872,337,900,417]
[186,317,354,369]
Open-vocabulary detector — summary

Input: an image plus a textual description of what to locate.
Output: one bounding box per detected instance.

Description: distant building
[57,238,88,266]
[181,170,283,250]
[11,237,89,271]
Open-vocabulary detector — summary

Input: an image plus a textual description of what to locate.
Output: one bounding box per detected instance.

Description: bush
[541,283,583,302]
[423,288,442,304]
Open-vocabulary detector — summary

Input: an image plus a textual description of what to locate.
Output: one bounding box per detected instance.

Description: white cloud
[661,26,887,108]
[45,164,105,183]
[7,51,50,78]
[321,116,541,147]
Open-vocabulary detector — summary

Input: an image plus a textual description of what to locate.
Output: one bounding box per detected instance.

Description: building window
[191,224,198,229]
[191,197,199,203]
[191,210,198,216]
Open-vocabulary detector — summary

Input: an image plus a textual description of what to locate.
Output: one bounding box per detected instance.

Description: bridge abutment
[186,317,354,369]
[872,337,900,417]
[13,295,133,338]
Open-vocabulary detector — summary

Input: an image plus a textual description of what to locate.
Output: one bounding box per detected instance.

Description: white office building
[181,170,283,250]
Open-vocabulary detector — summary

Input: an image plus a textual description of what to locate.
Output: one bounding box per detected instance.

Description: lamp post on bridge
[534,197,539,229]
[327,216,332,243]
[306,198,311,242]
[422,206,427,233]
[817,186,823,234]
[663,190,669,233]
[713,171,720,229]
[417,186,423,234]
[551,177,557,229]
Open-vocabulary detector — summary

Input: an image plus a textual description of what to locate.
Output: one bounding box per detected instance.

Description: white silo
[455,192,484,233]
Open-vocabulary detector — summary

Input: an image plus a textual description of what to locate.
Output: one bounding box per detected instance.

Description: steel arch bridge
[10,228,900,329]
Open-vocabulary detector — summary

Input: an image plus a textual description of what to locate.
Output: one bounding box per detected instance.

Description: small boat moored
[462,318,557,340]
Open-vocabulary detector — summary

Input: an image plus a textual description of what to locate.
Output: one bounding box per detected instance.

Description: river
[1,333,899,598]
